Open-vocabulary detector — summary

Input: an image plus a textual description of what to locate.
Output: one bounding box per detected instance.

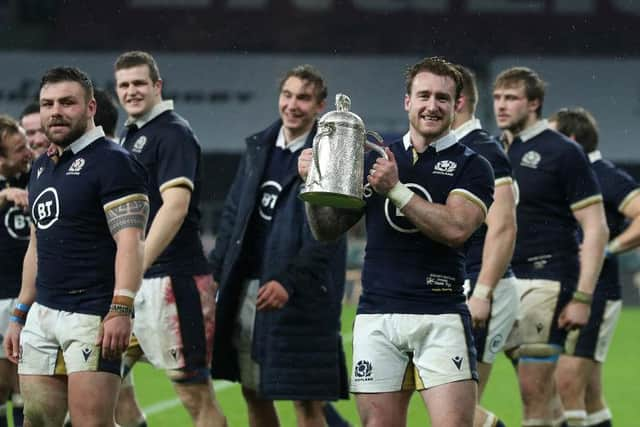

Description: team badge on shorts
[353,360,373,382]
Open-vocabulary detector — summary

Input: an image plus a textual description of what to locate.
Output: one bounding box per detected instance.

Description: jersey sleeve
[474,140,513,186]
[101,150,149,212]
[450,154,495,217]
[560,143,603,211]
[155,125,200,193]
[602,164,640,213]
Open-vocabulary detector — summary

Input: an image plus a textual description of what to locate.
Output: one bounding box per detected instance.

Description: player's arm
[5,225,38,363]
[298,147,363,241]
[99,195,149,359]
[0,188,28,210]
[142,186,190,272]
[469,181,517,327]
[608,192,640,254]
[559,201,609,330]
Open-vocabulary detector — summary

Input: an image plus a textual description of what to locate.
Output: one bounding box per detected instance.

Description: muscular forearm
[578,224,609,294]
[143,204,186,271]
[115,235,145,295]
[399,196,476,248]
[305,203,362,241]
[476,222,516,288]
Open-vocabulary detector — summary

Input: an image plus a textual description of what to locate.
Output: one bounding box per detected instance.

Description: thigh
[18,303,64,376]
[20,374,67,425]
[356,391,413,427]
[565,298,621,363]
[68,371,120,425]
[350,314,412,394]
[409,313,477,390]
[556,354,596,392]
[57,310,120,376]
[133,275,215,371]
[475,277,519,364]
[420,380,476,427]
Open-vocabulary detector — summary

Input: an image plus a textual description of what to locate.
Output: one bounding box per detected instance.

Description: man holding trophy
[299,57,495,427]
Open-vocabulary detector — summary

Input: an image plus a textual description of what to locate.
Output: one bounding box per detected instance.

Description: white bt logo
[31,187,60,230]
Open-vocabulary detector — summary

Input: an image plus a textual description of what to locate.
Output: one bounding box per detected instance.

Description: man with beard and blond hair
[114,51,226,427]
[451,64,518,427]
[3,66,149,427]
[0,115,32,427]
[300,57,495,427]
[493,67,609,427]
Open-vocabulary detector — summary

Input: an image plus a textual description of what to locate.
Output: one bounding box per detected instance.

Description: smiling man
[210,64,349,427]
[114,51,226,427]
[3,66,149,427]
[300,57,495,427]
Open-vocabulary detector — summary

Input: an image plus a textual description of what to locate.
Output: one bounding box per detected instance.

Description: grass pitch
[134,306,639,426]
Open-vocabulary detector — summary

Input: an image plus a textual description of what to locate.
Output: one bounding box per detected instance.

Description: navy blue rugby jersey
[454,118,514,283]
[588,151,639,299]
[28,127,148,316]
[0,172,30,298]
[359,132,494,315]
[507,121,602,284]
[121,101,209,278]
[243,129,306,278]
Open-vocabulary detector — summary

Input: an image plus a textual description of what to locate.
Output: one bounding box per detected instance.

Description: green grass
[133,306,640,426]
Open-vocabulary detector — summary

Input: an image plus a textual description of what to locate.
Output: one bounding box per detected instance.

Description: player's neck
[451,111,472,130]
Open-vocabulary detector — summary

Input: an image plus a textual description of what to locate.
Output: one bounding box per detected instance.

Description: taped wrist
[471,283,493,301]
[387,182,414,209]
[571,290,593,305]
[107,295,134,319]
[10,303,30,325]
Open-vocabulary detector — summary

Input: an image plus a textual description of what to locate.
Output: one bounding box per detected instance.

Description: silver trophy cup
[300,93,387,209]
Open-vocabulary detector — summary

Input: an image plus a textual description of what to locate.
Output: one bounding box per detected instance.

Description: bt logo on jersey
[31,187,60,230]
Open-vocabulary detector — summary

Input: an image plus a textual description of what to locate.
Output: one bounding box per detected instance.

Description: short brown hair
[405,57,463,100]
[549,107,599,153]
[279,64,328,102]
[115,51,162,83]
[494,67,546,117]
[0,115,21,157]
[453,64,478,113]
[40,66,94,103]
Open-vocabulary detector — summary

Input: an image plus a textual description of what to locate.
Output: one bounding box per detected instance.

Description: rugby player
[19,103,49,158]
[493,67,609,427]
[0,115,31,427]
[550,108,639,427]
[115,51,226,427]
[451,64,518,427]
[300,57,495,427]
[3,66,149,427]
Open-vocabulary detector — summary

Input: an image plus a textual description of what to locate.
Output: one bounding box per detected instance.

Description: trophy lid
[318,93,364,129]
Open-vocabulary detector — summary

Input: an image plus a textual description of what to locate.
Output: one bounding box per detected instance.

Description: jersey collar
[125,100,174,129]
[66,126,105,154]
[403,130,457,153]
[452,117,482,140]
[275,126,309,153]
[588,150,602,163]
[519,119,549,142]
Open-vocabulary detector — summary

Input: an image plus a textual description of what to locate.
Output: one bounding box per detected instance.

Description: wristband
[109,303,134,315]
[114,289,136,299]
[16,303,30,313]
[9,315,26,325]
[387,182,414,209]
[571,290,593,305]
[471,283,493,301]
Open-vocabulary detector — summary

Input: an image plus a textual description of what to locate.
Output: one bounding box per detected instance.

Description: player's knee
[167,367,209,385]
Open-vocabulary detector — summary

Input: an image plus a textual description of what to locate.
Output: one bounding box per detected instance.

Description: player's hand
[298,148,313,181]
[468,296,491,329]
[0,188,28,210]
[4,322,23,364]
[97,314,132,360]
[367,148,399,195]
[558,301,590,331]
[256,280,289,311]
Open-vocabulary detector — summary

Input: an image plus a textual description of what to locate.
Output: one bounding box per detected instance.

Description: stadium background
[1,1,639,425]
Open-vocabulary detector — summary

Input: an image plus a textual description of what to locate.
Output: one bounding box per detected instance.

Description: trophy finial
[335,93,351,112]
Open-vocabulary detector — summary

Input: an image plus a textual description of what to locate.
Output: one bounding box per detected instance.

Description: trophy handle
[364,130,388,160]
[312,122,336,181]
